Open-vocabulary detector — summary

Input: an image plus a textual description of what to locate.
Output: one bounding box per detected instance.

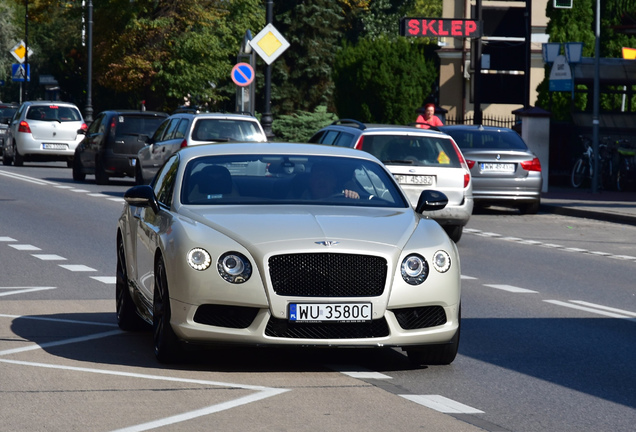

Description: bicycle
[571,135,613,189]
[615,139,636,192]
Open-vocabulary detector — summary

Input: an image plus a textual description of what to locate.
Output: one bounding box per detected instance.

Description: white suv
[2,101,87,167]
[309,119,473,242]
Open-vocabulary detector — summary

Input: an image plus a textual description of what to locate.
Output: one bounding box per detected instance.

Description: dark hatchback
[0,103,19,153]
[73,110,168,184]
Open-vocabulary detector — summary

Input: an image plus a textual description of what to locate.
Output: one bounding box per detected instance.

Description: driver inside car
[305,163,360,200]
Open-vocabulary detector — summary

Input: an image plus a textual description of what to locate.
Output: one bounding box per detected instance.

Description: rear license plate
[393,174,434,185]
[480,163,515,172]
[289,303,372,323]
[42,143,67,150]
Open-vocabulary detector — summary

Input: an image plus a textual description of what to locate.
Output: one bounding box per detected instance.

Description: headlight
[432,250,452,273]
[187,248,212,271]
[401,254,429,285]
[217,252,252,284]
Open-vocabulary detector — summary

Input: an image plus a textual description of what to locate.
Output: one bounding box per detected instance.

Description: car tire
[2,152,11,166]
[95,157,109,185]
[518,201,540,215]
[116,235,146,331]
[72,154,86,181]
[14,147,24,166]
[135,161,145,185]
[153,256,181,363]
[406,306,460,367]
[443,225,463,243]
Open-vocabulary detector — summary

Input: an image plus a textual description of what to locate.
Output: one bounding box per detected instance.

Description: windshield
[360,135,462,167]
[180,154,408,208]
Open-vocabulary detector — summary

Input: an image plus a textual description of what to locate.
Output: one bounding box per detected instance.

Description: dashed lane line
[400,395,484,414]
[483,284,538,294]
[465,228,636,262]
[0,287,56,297]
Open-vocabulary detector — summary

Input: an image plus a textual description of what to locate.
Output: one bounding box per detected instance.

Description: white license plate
[289,303,372,323]
[480,163,515,172]
[42,143,67,150]
[394,174,434,185]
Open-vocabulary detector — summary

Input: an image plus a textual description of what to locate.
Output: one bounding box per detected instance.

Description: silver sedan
[117,142,461,365]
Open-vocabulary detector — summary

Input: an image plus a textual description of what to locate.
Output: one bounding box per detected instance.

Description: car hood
[180,205,420,253]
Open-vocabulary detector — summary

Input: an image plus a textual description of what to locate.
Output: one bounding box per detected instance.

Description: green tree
[0,2,20,101]
[333,35,436,124]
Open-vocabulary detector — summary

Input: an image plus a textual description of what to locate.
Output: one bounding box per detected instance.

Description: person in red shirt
[415,103,444,129]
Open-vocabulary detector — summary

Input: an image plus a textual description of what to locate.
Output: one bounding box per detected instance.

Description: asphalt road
[1,163,634,432]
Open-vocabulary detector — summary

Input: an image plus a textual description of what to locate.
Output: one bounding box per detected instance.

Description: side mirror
[415,190,448,213]
[138,134,150,144]
[124,185,160,213]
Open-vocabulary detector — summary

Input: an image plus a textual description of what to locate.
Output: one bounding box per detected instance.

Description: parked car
[72,110,168,184]
[438,125,542,214]
[0,103,19,155]
[117,142,461,365]
[2,101,87,167]
[308,119,473,242]
[134,112,266,185]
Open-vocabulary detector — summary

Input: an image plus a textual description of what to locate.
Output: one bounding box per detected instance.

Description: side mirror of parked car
[124,185,160,213]
[415,190,448,213]
[138,134,150,144]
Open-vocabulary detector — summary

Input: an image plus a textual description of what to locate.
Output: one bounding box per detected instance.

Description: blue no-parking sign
[231,63,254,87]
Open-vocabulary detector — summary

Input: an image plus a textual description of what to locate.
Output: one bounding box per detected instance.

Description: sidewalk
[540,186,636,226]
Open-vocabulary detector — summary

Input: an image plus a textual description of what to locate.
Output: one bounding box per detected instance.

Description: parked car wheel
[443,225,463,243]
[14,147,24,166]
[2,151,11,166]
[153,256,181,363]
[95,157,109,185]
[135,161,146,185]
[72,153,86,181]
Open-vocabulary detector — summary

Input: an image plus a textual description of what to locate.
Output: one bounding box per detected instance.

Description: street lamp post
[260,0,274,138]
[591,0,600,193]
[85,0,94,123]
[23,0,29,101]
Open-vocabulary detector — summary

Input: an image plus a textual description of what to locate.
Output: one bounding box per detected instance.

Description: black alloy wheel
[116,235,146,331]
[153,256,181,363]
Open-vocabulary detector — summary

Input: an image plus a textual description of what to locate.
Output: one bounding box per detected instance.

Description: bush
[271,106,338,142]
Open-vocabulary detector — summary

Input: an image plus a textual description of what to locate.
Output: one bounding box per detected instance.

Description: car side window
[151,118,171,142]
[173,119,190,139]
[160,118,181,142]
[154,155,179,207]
[320,130,341,145]
[333,132,355,147]
[87,113,105,134]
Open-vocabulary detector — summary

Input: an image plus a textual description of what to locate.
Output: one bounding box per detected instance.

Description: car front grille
[393,306,447,330]
[265,317,390,339]
[268,253,387,297]
[193,304,259,328]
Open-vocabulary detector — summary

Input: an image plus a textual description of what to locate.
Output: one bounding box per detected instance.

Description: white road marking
[32,254,67,261]
[0,237,17,242]
[570,301,636,317]
[0,287,56,297]
[328,365,392,379]
[91,276,116,284]
[461,275,477,280]
[400,395,484,414]
[88,193,110,198]
[71,188,90,193]
[484,284,538,293]
[59,264,97,272]
[0,312,290,432]
[108,197,125,203]
[544,300,636,320]
[0,170,56,185]
[9,244,41,251]
[55,185,74,189]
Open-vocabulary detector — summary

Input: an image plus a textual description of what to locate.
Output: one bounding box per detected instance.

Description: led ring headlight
[401,254,429,285]
[432,250,452,273]
[187,248,212,271]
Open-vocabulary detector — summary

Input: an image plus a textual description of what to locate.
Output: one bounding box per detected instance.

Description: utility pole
[473,0,482,125]
[85,0,94,123]
[23,0,29,101]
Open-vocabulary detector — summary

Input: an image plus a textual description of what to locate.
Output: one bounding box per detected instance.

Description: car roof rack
[330,119,366,130]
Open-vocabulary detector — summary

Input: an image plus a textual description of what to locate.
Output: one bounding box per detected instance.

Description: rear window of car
[360,135,462,168]
[111,115,166,138]
[191,119,265,142]
[26,105,82,122]
[0,108,17,121]
[444,129,528,151]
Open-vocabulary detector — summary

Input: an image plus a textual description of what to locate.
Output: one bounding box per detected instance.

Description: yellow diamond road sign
[249,24,290,65]
[10,41,34,64]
